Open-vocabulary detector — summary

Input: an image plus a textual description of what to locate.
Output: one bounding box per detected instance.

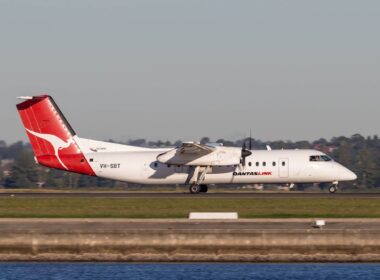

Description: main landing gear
[189,184,208,194]
[329,182,339,194]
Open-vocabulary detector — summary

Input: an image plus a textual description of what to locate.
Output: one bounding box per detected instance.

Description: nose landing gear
[329,182,339,194]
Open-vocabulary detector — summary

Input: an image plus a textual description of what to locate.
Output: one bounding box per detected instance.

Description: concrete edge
[0,218,380,223]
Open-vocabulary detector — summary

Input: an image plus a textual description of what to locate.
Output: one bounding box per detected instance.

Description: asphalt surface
[0,218,379,232]
[0,192,380,198]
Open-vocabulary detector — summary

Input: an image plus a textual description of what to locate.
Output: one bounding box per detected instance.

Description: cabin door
[279,158,289,178]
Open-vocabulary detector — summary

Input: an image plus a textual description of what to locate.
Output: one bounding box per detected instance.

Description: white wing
[157,142,223,166]
[178,142,215,154]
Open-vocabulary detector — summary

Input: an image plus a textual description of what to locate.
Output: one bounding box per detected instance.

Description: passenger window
[282,161,286,166]
[154,162,158,168]
[263,162,266,167]
[248,162,252,167]
[272,162,276,167]
[256,162,259,167]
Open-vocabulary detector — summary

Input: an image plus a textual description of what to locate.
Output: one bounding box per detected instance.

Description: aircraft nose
[340,167,357,181]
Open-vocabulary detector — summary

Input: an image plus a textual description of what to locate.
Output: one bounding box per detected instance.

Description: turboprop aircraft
[16,95,357,194]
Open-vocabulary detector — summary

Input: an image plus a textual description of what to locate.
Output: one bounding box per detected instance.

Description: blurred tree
[129,139,146,147]
[200,137,210,144]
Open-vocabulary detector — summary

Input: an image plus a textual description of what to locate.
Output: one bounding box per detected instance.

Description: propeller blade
[241,149,252,158]
[241,137,252,167]
[249,129,252,150]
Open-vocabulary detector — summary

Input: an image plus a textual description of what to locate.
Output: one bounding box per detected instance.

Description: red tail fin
[16,95,95,176]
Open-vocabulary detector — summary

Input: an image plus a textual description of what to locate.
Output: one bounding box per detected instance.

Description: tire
[200,184,208,193]
[189,185,201,194]
[329,185,337,194]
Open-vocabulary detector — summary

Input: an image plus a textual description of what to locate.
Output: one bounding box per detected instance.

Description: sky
[0,0,379,144]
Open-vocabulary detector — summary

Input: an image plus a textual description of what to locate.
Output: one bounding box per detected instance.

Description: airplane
[16,95,357,194]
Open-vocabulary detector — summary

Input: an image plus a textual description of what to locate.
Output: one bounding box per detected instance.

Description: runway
[0,191,380,198]
[1,218,380,231]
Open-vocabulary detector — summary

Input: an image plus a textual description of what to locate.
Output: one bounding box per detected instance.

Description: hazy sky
[0,0,379,143]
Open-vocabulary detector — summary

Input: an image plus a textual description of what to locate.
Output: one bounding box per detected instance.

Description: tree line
[0,134,379,190]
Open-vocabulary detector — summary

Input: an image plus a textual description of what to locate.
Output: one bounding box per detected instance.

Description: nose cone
[340,167,357,181]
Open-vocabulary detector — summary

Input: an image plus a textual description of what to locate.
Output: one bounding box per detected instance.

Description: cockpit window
[321,155,332,161]
[310,155,332,162]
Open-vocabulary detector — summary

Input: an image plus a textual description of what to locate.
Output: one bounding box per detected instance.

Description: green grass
[0,197,379,218]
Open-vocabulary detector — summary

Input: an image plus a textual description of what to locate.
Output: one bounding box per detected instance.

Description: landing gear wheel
[189,185,201,194]
[329,185,337,194]
[199,184,208,193]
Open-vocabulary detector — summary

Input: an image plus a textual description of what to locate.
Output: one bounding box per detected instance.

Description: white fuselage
[76,139,357,185]
[16,95,357,190]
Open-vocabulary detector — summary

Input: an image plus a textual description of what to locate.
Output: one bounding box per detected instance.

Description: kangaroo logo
[25,128,75,170]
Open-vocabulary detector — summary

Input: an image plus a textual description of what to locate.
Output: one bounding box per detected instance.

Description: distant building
[313,144,338,154]
[0,141,6,148]
[36,182,45,188]
[3,170,12,178]
[277,185,291,191]
[1,159,15,168]
[1,159,14,178]
[241,184,264,191]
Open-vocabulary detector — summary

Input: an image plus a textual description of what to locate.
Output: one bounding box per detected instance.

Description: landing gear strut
[329,182,339,194]
[188,165,210,194]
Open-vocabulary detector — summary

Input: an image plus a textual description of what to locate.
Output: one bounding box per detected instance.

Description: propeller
[249,129,252,150]
[241,139,252,166]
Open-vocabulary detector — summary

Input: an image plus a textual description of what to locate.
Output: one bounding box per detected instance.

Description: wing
[157,142,216,165]
[178,142,215,154]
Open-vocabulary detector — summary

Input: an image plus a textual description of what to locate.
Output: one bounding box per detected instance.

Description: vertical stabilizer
[16,95,95,176]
